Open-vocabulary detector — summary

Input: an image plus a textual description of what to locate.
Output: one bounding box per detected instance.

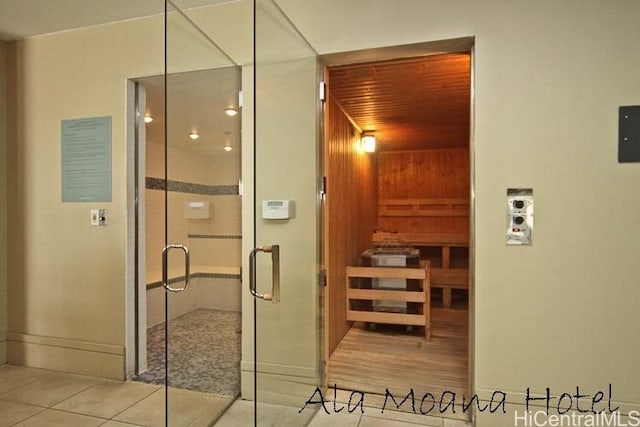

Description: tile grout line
[37,406,109,423]
[0,368,54,398]
[49,378,110,409]
[109,385,164,423]
[7,404,47,427]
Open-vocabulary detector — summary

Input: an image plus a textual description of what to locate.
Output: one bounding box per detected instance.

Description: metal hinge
[320,176,327,198]
[319,81,326,102]
[238,90,243,108]
[320,268,327,287]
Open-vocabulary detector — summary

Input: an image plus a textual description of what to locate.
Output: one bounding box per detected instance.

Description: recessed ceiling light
[224,108,238,117]
[144,115,154,123]
[189,132,200,140]
[223,131,232,151]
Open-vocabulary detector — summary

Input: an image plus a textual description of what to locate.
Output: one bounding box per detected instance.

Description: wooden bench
[372,231,469,309]
[346,262,431,340]
[378,198,469,218]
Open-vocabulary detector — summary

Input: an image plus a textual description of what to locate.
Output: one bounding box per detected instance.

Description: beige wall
[144,138,242,328]
[0,41,8,364]
[277,0,640,419]
[145,141,242,277]
[5,4,247,379]
[6,16,163,379]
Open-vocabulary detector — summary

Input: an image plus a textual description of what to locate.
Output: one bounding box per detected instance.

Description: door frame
[125,79,148,377]
[320,36,477,423]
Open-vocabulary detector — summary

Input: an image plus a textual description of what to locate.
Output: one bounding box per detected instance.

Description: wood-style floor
[328,311,469,406]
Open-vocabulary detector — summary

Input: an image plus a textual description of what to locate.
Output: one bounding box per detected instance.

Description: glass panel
[142,1,242,424]
[251,0,322,424]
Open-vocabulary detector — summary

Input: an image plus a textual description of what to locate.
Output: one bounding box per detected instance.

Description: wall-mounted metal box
[619,106,640,163]
[506,188,533,245]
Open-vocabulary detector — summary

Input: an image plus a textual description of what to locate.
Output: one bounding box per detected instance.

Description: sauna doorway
[323,43,473,418]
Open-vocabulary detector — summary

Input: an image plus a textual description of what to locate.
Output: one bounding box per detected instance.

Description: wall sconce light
[361,133,376,153]
[225,108,238,117]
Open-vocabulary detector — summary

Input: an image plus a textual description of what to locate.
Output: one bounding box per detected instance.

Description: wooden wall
[325,95,377,355]
[377,149,470,235]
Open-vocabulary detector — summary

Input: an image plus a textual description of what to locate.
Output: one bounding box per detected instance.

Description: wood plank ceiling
[328,53,471,152]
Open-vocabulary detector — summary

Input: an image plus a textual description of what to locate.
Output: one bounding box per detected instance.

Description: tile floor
[135,309,241,396]
[0,365,471,426]
[0,365,232,427]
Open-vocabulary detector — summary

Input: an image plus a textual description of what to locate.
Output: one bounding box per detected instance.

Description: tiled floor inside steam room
[0,364,471,426]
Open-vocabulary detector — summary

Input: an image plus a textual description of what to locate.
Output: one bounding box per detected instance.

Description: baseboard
[240,369,320,407]
[240,360,317,379]
[0,330,6,364]
[7,332,125,380]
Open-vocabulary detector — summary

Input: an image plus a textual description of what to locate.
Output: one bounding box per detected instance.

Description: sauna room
[324,51,471,404]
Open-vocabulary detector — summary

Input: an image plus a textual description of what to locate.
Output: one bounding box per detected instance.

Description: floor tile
[54,380,160,419]
[443,419,472,427]
[137,309,241,396]
[0,399,46,427]
[100,422,146,427]
[211,399,252,426]
[213,399,317,427]
[0,366,52,394]
[364,407,444,426]
[360,415,426,426]
[1,372,101,407]
[114,387,233,427]
[308,408,360,427]
[12,409,105,427]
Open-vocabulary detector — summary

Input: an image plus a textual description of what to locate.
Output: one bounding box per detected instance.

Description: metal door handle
[162,244,190,292]
[249,245,280,303]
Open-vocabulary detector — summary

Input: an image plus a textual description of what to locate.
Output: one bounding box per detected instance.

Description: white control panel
[90,209,108,226]
[506,189,533,245]
[262,200,294,220]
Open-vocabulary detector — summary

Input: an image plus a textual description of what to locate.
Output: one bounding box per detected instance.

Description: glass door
[158,1,242,425]
[249,0,323,424]
[156,1,322,424]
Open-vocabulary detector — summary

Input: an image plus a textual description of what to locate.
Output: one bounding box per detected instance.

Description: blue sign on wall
[61,116,112,202]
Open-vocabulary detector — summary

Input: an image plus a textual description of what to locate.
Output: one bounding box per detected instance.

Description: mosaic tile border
[146,177,239,196]
[188,234,242,240]
[147,272,241,290]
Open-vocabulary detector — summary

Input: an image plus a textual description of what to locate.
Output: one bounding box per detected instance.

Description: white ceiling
[139,67,242,159]
[0,0,234,40]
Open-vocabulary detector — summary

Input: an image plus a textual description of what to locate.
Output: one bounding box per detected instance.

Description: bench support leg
[442,288,452,309]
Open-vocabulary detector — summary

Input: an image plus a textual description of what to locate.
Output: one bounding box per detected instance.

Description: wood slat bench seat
[379,198,469,218]
[372,232,469,247]
[373,198,470,311]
